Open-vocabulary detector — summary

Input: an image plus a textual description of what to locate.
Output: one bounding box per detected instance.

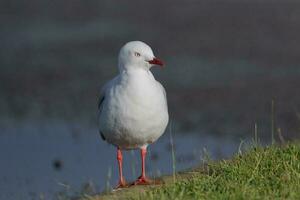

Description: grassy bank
[81,143,300,200]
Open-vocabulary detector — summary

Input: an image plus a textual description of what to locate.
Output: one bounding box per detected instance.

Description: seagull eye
[134,52,141,57]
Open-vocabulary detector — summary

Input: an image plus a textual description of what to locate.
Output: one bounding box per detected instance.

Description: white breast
[98,69,169,149]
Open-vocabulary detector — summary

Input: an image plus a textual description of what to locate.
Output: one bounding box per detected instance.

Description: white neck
[120,66,155,81]
[118,61,150,72]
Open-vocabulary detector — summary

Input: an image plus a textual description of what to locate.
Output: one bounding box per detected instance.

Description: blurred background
[1,0,300,199]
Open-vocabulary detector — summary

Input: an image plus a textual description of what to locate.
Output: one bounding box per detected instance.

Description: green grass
[86,143,300,200]
[143,144,300,200]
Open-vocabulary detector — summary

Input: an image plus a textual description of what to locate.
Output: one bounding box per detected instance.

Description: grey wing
[98,95,105,110]
[97,76,119,141]
[97,92,106,141]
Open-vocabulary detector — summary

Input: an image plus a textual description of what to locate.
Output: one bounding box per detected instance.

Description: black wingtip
[98,96,105,109]
[100,131,106,141]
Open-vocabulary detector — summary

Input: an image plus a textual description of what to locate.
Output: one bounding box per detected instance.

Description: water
[1,1,300,199]
[0,119,244,200]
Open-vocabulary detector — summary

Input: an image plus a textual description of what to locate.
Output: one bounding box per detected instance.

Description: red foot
[114,179,128,189]
[132,176,153,185]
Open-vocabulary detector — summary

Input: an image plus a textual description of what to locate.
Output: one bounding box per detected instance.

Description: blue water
[0,119,245,200]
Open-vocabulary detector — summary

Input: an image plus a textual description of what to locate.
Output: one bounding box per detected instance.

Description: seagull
[97,41,169,188]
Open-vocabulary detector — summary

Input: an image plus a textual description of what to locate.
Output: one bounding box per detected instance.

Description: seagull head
[118,41,164,71]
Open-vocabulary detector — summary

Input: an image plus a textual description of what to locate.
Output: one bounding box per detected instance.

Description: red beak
[148,58,164,67]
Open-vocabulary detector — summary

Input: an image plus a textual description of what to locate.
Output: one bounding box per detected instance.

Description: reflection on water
[0,119,245,200]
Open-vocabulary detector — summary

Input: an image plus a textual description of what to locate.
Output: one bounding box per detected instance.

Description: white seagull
[97,41,169,188]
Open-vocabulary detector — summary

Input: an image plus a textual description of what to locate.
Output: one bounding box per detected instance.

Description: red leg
[132,146,153,185]
[115,148,127,189]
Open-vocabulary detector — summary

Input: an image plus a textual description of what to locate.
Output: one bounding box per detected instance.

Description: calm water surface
[0,119,248,200]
